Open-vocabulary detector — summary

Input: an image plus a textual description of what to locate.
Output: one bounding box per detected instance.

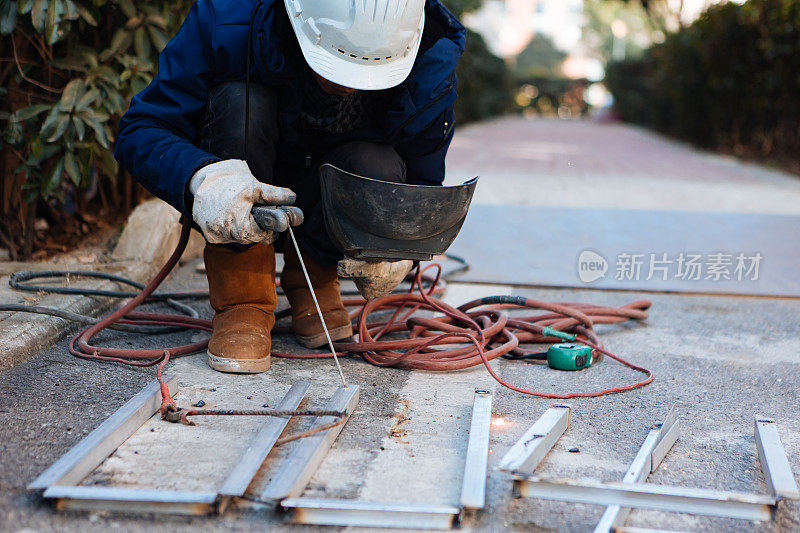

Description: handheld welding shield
[319,163,478,261]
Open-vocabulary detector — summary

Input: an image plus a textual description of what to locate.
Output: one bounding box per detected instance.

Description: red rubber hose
[69,220,654,398]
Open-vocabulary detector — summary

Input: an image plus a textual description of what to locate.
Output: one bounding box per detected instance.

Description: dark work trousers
[198,81,407,265]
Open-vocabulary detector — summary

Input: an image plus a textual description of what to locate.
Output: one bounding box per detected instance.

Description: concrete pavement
[1,117,798,532]
[445,117,800,214]
[0,199,205,372]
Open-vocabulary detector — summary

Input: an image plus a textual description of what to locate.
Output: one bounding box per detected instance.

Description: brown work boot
[281,242,353,348]
[204,242,276,373]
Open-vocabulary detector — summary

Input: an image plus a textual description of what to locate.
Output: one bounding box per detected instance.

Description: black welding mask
[319,164,478,261]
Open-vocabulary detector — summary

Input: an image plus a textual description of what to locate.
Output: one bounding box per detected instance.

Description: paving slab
[448,205,800,296]
[445,117,800,215]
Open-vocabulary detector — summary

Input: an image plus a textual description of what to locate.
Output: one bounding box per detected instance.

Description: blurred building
[464,0,602,80]
[464,0,585,59]
[463,0,743,81]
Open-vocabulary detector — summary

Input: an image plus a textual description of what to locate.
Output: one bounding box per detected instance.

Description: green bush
[606,0,800,164]
[1,0,192,259]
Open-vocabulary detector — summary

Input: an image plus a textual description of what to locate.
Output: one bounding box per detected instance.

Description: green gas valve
[547,343,593,371]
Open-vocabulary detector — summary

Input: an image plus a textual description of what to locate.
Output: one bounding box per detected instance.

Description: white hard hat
[283,0,426,90]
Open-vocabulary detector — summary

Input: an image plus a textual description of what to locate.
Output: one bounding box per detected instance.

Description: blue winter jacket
[114,0,466,218]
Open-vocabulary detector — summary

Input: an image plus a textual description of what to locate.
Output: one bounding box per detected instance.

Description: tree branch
[11,33,62,94]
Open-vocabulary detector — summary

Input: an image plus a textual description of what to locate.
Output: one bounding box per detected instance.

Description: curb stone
[0,198,204,371]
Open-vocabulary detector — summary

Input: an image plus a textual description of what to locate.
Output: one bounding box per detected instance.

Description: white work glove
[338,259,414,300]
[189,159,297,244]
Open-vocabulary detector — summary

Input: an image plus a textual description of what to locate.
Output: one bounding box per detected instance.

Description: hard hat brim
[284,3,425,91]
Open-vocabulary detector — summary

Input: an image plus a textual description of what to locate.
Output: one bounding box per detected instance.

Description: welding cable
[9,269,208,300]
[67,223,212,367]
[273,264,654,398]
[5,263,439,324]
[0,303,196,334]
[12,219,654,400]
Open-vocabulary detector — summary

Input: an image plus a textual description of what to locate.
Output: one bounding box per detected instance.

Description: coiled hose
[7,220,653,399]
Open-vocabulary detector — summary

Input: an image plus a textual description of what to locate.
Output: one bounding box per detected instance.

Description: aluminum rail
[594,406,679,533]
[754,417,799,501]
[219,381,311,499]
[460,389,493,510]
[650,407,680,473]
[261,385,360,502]
[43,486,218,515]
[30,375,178,490]
[614,527,688,533]
[512,475,775,522]
[282,498,460,530]
[498,404,570,473]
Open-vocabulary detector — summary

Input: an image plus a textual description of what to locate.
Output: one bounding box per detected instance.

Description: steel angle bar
[282,498,460,530]
[755,418,800,501]
[614,527,687,533]
[593,430,660,533]
[594,406,680,533]
[219,381,311,499]
[513,475,775,522]
[460,389,493,510]
[498,404,570,473]
[261,384,359,502]
[650,407,680,474]
[30,376,178,490]
[43,486,218,516]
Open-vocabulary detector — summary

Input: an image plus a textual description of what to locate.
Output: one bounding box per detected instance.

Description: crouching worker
[114,0,465,374]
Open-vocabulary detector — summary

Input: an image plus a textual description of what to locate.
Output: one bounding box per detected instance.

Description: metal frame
[615,528,693,533]
[283,388,494,529]
[30,375,179,491]
[33,376,219,515]
[260,384,359,502]
[594,406,679,533]
[512,474,775,521]
[460,389,493,510]
[31,379,359,516]
[754,418,799,501]
[513,412,798,524]
[281,499,460,530]
[498,404,571,473]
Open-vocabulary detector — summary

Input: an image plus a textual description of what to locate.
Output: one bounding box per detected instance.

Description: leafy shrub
[0,0,191,259]
[606,0,800,165]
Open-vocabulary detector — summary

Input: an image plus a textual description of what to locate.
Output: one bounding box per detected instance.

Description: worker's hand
[338,259,414,300]
[189,159,296,244]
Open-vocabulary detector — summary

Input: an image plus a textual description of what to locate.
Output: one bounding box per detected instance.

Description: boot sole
[207,351,271,374]
[296,323,354,349]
